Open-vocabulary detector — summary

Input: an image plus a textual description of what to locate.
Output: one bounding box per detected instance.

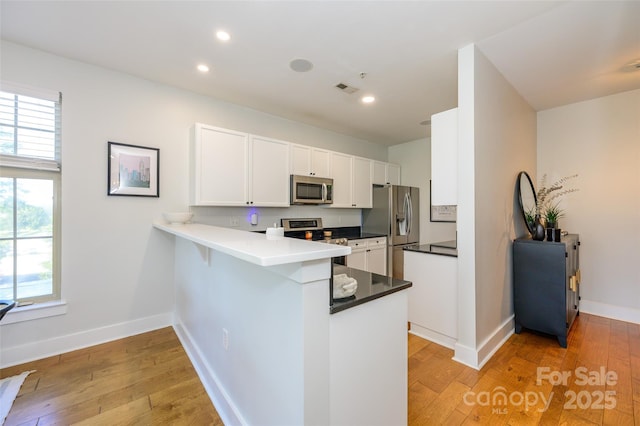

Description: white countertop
[154,222,351,267]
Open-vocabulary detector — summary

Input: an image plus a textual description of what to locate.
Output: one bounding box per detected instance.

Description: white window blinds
[0,81,61,171]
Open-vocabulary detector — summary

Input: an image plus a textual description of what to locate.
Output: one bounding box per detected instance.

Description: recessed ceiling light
[197,64,210,73]
[361,95,375,104]
[216,30,231,42]
[289,58,314,73]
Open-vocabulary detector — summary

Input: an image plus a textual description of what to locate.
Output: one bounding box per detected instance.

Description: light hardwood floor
[408,313,640,425]
[1,327,223,425]
[2,313,639,425]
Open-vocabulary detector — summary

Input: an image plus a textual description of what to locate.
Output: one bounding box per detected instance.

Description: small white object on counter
[266,223,284,237]
[333,273,357,298]
[163,212,193,224]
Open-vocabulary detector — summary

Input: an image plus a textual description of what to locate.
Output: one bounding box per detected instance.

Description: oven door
[332,255,346,266]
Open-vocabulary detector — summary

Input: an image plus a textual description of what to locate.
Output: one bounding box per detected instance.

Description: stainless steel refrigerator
[362,185,419,279]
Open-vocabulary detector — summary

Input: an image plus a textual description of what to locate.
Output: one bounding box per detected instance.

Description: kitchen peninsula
[154,222,410,426]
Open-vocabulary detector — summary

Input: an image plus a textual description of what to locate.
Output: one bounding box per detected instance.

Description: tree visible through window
[0,85,61,303]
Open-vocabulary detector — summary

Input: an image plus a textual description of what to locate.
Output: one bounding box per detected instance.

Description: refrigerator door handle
[399,192,410,236]
[406,194,412,235]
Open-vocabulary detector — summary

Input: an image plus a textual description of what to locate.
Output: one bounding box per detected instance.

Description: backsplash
[191,205,362,231]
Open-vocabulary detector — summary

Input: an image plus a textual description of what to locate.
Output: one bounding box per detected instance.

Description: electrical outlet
[230,217,239,227]
[222,328,229,350]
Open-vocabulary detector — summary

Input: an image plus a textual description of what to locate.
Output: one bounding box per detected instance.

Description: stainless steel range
[281,218,348,246]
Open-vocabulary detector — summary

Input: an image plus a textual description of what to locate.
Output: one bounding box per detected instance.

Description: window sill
[1,300,67,325]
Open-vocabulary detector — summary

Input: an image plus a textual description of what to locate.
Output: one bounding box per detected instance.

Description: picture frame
[429,180,456,222]
[107,141,159,197]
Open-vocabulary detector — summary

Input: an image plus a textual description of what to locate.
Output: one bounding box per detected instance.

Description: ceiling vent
[335,82,359,94]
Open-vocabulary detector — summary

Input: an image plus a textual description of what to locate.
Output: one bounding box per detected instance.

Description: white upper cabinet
[387,163,401,185]
[191,124,249,206]
[192,123,399,208]
[249,136,290,207]
[372,161,401,186]
[431,107,458,205]
[352,157,372,208]
[329,152,353,207]
[191,124,289,206]
[290,144,330,178]
[330,153,372,208]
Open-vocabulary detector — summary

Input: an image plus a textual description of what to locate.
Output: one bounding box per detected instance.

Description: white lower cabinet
[346,237,387,275]
[405,250,457,349]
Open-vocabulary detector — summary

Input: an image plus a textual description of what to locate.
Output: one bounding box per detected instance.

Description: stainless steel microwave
[290,175,333,205]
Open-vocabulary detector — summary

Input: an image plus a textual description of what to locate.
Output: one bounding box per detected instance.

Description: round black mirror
[517,171,537,236]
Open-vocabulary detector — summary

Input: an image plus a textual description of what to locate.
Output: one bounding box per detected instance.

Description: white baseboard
[476,315,514,369]
[409,323,456,349]
[452,342,479,370]
[453,315,514,370]
[580,299,640,324]
[0,312,173,368]
[173,321,245,426]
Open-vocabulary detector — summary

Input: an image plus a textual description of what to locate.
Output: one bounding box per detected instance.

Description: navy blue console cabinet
[513,234,580,347]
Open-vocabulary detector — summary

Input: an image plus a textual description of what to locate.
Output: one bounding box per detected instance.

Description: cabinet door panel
[250,136,290,206]
[311,148,331,177]
[431,108,457,205]
[290,144,311,176]
[372,161,387,185]
[367,246,387,275]
[330,153,353,207]
[387,164,401,185]
[195,125,248,205]
[353,157,372,208]
[347,249,367,271]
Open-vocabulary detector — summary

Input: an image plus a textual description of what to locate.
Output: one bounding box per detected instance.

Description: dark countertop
[330,264,412,314]
[283,226,387,241]
[404,240,458,257]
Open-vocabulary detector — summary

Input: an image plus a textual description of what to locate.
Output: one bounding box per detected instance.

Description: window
[0,83,61,304]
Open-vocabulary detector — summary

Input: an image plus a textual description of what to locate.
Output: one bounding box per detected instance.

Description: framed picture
[107,142,159,197]
[429,180,456,222]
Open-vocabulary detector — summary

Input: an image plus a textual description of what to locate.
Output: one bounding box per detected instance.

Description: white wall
[537,89,640,323]
[0,40,383,365]
[455,44,537,368]
[388,138,457,244]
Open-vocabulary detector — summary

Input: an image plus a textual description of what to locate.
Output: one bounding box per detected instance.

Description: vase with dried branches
[536,174,579,229]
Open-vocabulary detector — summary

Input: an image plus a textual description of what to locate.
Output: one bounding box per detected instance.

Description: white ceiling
[1,1,638,146]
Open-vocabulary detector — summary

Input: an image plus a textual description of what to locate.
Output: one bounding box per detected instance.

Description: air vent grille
[335,82,359,94]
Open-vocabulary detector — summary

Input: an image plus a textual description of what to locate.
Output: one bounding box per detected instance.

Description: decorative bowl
[163,212,193,224]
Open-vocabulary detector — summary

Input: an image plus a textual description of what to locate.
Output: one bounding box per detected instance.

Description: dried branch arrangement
[536,174,579,219]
